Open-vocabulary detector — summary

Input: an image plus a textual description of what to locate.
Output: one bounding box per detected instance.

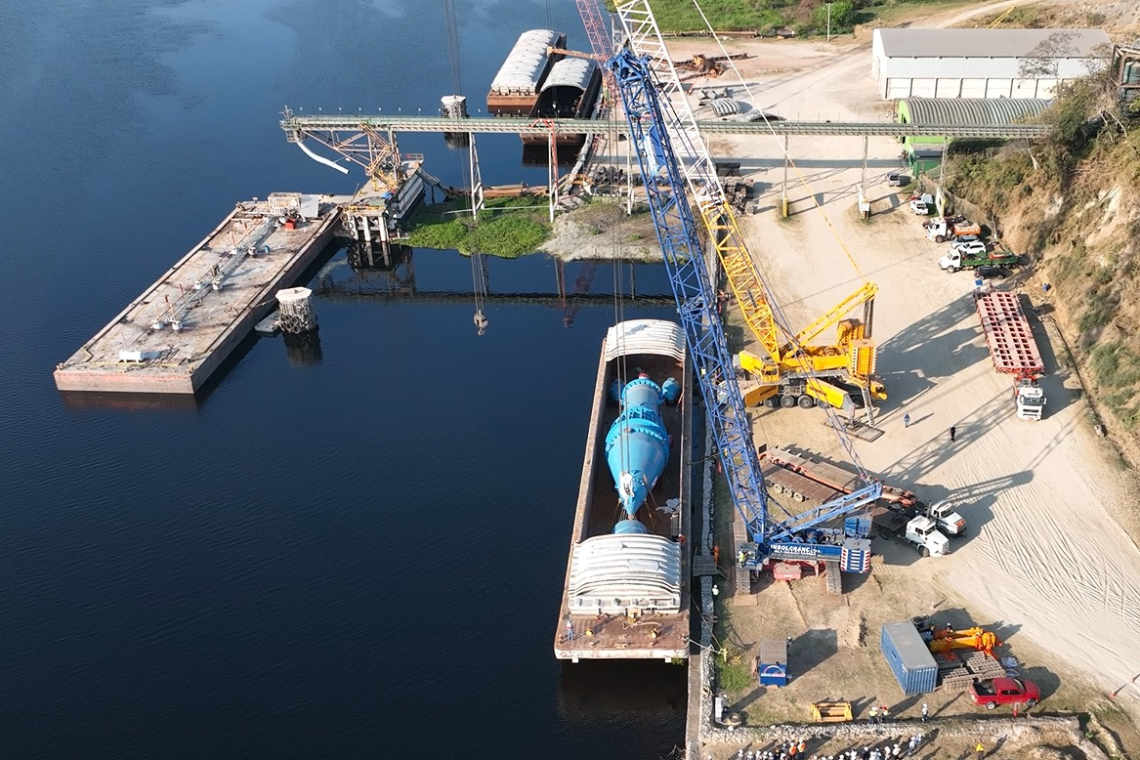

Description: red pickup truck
[969,678,1040,709]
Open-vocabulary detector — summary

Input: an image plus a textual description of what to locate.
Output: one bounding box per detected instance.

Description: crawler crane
[607,24,885,592]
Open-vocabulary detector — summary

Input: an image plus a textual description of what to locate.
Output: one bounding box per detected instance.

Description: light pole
[826,3,832,41]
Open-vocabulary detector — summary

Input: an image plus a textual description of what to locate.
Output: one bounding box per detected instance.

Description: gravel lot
[645,6,1140,755]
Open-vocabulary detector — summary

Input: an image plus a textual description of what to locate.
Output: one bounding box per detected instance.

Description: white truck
[1014,378,1046,420]
[927,499,967,537]
[877,514,951,557]
[924,216,981,243]
[909,193,933,215]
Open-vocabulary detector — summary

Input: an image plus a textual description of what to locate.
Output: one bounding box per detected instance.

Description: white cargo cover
[540,57,595,93]
[567,533,682,614]
[604,319,685,363]
[489,29,560,96]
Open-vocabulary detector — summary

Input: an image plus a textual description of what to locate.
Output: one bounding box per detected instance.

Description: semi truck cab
[1015,378,1046,420]
[927,499,967,536]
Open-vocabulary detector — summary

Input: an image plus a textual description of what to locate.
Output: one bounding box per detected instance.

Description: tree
[809,0,854,35]
[1018,31,1078,79]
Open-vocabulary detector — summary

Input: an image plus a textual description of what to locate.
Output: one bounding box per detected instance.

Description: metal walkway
[281,113,1051,139]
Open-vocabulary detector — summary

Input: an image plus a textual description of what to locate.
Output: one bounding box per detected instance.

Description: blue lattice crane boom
[767,482,881,544]
[607,50,770,550]
[607,49,884,574]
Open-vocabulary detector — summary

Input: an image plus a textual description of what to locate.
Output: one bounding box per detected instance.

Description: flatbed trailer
[760,458,844,506]
[974,290,1046,420]
[765,447,920,509]
[974,290,1043,376]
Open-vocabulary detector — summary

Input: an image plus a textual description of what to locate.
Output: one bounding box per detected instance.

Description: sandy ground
[645,0,1140,747]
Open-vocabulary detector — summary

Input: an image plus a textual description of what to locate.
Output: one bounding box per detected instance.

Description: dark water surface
[0,1,685,757]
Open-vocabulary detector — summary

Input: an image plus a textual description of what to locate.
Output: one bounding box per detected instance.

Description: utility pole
[826,3,832,42]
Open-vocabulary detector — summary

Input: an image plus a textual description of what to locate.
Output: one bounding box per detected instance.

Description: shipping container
[880,621,938,696]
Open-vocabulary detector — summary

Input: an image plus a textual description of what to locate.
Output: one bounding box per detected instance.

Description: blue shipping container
[880,622,938,696]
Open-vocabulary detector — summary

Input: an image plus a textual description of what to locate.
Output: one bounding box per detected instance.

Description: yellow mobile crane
[736,282,886,413]
[616,1,886,418]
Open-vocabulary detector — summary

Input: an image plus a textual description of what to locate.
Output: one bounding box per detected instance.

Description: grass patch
[717,655,754,692]
[602,0,964,36]
[403,196,550,259]
[1091,341,1140,428]
[605,0,791,32]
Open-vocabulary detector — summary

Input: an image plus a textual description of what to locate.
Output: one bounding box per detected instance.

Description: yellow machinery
[614,1,886,416]
[928,627,1004,658]
[736,282,886,412]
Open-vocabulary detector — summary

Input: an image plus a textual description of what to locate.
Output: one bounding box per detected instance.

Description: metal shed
[880,621,938,696]
[897,97,1052,157]
[757,640,789,687]
[872,28,1111,100]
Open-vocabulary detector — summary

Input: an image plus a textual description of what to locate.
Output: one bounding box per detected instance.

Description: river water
[0,1,686,757]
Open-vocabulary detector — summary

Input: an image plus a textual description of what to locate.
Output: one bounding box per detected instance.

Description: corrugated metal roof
[876,28,1110,59]
[604,319,685,363]
[567,534,682,614]
[881,622,938,669]
[489,29,560,96]
[541,57,595,92]
[900,97,1051,125]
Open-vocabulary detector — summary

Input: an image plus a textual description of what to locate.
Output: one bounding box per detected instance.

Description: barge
[555,319,692,662]
[487,29,566,115]
[521,57,603,148]
[53,194,341,395]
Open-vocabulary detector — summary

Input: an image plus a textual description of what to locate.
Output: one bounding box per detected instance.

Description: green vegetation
[711,570,754,696]
[604,0,959,37]
[1091,342,1140,429]
[951,151,1035,208]
[403,196,549,259]
[717,654,754,692]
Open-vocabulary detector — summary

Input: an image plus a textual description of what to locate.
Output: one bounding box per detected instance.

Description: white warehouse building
[872,28,1111,100]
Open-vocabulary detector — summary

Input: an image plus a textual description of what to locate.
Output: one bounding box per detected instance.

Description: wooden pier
[54,194,342,395]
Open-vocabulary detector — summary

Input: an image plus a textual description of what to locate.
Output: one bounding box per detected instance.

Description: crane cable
[684,0,870,476]
[611,111,633,484]
[442,0,488,335]
[688,0,866,282]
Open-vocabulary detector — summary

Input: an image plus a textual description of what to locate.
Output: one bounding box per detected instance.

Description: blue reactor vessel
[605,372,680,535]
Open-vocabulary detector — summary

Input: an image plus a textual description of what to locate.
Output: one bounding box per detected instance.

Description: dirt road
[666,3,1140,725]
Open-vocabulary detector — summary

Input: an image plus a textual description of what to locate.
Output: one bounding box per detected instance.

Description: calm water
[0,1,685,757]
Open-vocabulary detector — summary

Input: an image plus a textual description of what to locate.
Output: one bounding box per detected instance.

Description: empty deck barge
[54,194,341,395]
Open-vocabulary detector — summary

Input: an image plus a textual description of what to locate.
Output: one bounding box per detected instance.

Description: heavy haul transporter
[974,290,1046,420]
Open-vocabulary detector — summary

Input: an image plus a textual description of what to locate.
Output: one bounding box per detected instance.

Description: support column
[625,135,634,215]
[781,135,790,218]
[859,134,870,219]
[277,287,318,334]
[548,131,559,224]
[468,133,484,216]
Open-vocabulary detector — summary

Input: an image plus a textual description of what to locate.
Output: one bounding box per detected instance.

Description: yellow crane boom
[615,0,884,413]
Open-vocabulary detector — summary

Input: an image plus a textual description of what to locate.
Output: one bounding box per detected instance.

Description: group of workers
[730,734,927,760]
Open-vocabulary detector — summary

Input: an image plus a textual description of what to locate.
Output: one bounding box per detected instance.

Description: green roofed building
[896,97,1051,170]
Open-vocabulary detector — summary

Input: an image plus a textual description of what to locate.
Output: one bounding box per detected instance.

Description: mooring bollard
[276,287,318,334]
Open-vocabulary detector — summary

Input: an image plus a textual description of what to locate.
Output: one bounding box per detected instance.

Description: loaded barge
[487,29,566,115]
[554,319,692,662]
